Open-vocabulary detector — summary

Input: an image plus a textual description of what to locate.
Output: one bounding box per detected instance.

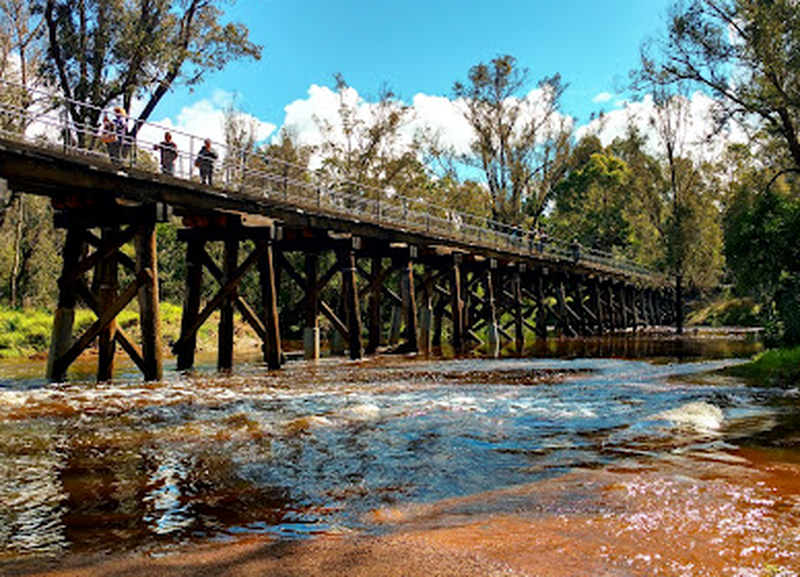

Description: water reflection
[0,331,789,567]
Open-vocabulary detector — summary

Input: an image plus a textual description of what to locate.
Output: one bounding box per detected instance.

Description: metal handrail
[0,78,657,279]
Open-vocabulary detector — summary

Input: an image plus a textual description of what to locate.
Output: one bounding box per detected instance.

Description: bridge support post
[47,228,83,382]
[342,242,363,360]
[96,227,119,380]
[555,273,574,337]
[513,264,525,354]
[135,214,163,381]
[450,253,464,352]
[47,203,165,382]
[258,228,282,370]
[534,269,548,339]
[217,234,238,371]
[617,282,630,330]
[589,277,605,334]
[177,236,204,371]
[485,261,500,358]
[367,255,383,354]
[400,248,419,354]
[419,268,433,355]
[573,275,588,337]
[304,252,320,361]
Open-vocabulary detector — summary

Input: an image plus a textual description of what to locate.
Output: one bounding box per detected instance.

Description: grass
[723,346,800,387]
[0,303,238,359]
[687,297,761,327]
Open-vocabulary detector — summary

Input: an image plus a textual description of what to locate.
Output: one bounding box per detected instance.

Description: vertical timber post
[367,255,382,354]
[592,277,606,335]
[177,235,204,371]
[343,239,363,360]
[259,226,282,370]
[485,260,500,358]
[534,269,548,339]
[218,233,238,370]
[451,253,464,352]
[675,273,684,334]
[304,251,320,360]
[513,264,525,354]
[419,267,433,355]
[47,227,83,382]
[574,275,588,337]
[97,227,119,381]
[401,247,419,353]
[135,212,163,381]
[556,272,570,337]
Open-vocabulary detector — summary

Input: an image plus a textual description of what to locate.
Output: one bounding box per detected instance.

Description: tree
[0,0,46,138]
[649,86,725,329]
[39,0,261,146]
[453,54,572,227]
[640,0,800,172]
[723,155,800,345]
[551,146,633,252]
[1,0,45,88]
[609,125,668,268]
[314,74,418,199]
[0,194,63,308]
[222,101,259,187]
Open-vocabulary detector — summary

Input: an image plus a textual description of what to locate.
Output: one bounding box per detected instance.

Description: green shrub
[724,346,800,387]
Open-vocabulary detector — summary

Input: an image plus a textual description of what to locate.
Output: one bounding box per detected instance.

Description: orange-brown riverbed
[1,333,798,576]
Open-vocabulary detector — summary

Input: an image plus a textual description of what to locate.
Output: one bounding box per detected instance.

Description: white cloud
[280,82,574,166]
[138,91,276,168]
[576,90,749,163]
[407,93,473,156]
[592,91,616,104]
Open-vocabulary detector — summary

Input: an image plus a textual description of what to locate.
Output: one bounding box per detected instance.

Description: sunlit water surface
[1,333,799,575]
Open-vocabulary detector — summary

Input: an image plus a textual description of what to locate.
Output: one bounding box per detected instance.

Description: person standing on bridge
[154,131,178,175]
[100,113,119,160]
[111,107,128,163]
[195,138,218,185]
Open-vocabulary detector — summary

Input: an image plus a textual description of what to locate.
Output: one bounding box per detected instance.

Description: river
[1,331,799,576]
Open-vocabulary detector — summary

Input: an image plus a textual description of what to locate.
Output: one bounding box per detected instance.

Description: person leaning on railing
[99,107,127,163]
[154,131,178,176]
[195,138,218,185]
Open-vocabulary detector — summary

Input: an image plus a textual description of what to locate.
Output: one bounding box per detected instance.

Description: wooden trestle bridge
[0,87,674,382]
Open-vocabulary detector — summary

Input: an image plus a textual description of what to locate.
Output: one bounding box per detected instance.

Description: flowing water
[1,332,799,575]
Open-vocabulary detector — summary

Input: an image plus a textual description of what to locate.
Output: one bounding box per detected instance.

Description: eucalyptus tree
[453,54,572,227]
[551,138,633,252]
[0,0,46,136]
[39,0,261,146]
[640,0,800,173]
[314,74,421,201]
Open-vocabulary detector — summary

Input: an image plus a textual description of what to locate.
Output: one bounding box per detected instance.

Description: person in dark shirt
[195,138,218,185]
[154,132,178,175]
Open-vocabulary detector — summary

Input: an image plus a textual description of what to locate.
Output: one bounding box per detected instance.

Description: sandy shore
[3,452,799,577]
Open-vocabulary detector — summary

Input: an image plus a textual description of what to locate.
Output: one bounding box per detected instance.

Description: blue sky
[157,0,675,131]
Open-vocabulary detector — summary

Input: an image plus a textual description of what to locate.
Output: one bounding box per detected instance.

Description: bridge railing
[0,79,657,279]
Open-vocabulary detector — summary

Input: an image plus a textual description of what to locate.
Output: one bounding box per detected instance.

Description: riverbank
[723,346,800,386]
[3,448,798,576]
[0,303,258,360]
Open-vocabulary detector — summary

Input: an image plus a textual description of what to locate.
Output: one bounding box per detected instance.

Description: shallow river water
[1,332,800,576]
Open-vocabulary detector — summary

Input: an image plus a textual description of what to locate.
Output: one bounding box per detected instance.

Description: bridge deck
[0,136,657,284]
